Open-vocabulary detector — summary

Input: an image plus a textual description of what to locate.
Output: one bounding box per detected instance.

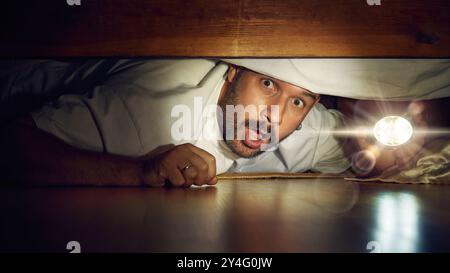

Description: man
[3,58,448,187]
[0,59,350,186]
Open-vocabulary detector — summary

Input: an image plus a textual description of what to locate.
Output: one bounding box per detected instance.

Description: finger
[207,176,218,185]
[160,161,185,187]
[162,145,203,186]
[175,152,210,185]
[184,144,217,181]
[167,169,186,187]
[182,166,198,187]
[176,145,213,185]
[190,161,210,186]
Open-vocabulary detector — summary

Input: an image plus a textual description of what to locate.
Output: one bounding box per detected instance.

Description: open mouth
[242,126,270,150]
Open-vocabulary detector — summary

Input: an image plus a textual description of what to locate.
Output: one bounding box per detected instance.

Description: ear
[226,65,240,83]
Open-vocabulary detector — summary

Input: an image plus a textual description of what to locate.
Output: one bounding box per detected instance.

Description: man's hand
[141,143,218,187]
[1,117,218,187]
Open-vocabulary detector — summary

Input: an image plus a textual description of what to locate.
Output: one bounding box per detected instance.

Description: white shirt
[31,59,350,174]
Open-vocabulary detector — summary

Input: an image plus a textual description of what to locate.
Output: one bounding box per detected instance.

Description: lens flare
[373,116,413,146]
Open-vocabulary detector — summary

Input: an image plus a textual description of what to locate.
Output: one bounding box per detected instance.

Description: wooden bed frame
[1,0,449,58]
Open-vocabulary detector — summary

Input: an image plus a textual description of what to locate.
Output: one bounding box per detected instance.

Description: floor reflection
[222,179,361,252]
[373,192,420,252]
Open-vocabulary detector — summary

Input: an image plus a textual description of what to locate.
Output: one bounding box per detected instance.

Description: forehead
[241,68,319,100]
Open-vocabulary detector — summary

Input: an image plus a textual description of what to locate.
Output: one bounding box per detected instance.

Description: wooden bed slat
[1,0,449,57]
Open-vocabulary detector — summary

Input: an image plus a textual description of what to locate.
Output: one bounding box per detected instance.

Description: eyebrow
[251,69,319,101]
[301,90,320,101]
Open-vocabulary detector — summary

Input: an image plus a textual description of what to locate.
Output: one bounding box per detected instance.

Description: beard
[224,118,268,159]
[225,138,265,158]
[217,76,271,159]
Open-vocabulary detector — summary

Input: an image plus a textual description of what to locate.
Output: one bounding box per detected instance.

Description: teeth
[245,125,270,141]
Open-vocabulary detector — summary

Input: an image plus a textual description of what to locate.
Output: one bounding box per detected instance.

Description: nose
[257,107,274,136]
[264,96,287,125]
[260,106,271,124]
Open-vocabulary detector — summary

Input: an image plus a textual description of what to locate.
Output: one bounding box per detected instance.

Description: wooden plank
[1,0,449,57]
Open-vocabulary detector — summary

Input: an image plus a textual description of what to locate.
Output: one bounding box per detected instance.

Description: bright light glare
[373,116,413,146]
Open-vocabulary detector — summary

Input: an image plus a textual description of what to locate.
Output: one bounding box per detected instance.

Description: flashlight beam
[318,127,450,137]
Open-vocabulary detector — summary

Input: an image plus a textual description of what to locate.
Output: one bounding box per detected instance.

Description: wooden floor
[1,178,449,252]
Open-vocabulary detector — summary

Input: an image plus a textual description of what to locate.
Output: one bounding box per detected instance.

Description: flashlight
[373,116,413,146]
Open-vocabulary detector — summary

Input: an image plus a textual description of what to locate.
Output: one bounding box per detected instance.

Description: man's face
[218,66,319,158]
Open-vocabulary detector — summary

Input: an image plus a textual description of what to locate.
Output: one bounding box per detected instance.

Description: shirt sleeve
[310,108,351,173]
[30,58,219,156]
[31,83,144,156]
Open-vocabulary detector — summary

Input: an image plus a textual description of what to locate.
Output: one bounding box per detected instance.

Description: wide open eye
[291,97,304,108]
[262,79,275,89]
